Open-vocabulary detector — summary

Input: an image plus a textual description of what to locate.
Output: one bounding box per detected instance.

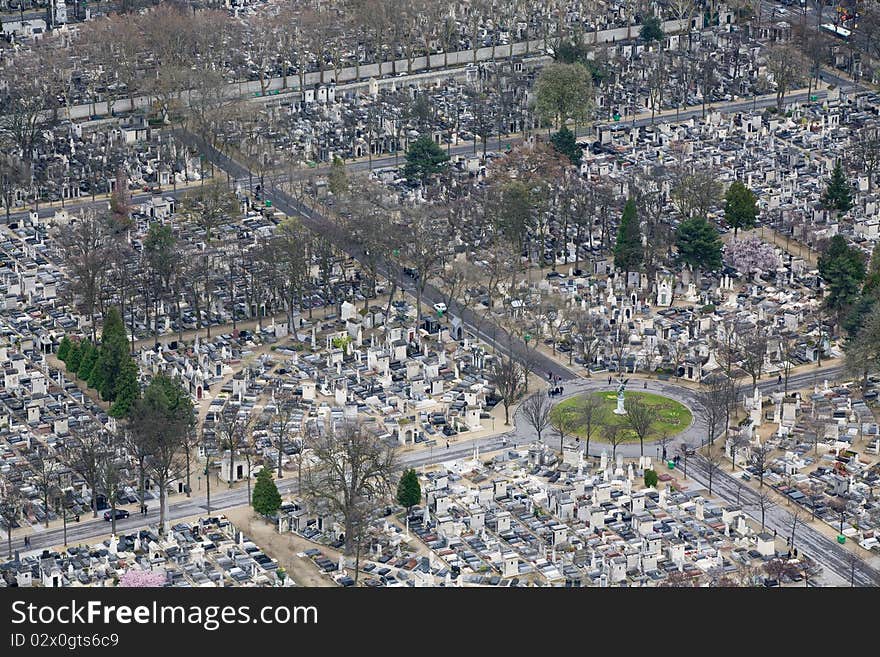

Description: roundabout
[512,378,706,458]
[550,390,693,445]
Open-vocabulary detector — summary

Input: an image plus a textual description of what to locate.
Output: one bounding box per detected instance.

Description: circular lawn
[550,390,693,444]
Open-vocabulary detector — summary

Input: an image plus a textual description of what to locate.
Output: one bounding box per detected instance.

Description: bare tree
[765,44,806,110]
[575,394,608,460]
[623,395,654,456]
[300,420,397,585]
[0,479,22,558]
[180,180,240,338]
[30,451,60,529]
[670,168,722,220]
[217,404,256,490]
[749,488,778,532]
[97,457,125,535]
[487,354,528,425]
[749,442,774,489]
[603,422,628,462]
[729,429,751,471]
[521,392,553,444]
[62,427,108,519]
[123,427,153,515]
[57,211,109,341]
[704,446,723,496]
[699,377,729,447]
[740,331,769,391]
[550,401,578,455]
[851,124,880,193]
[784,505,806,553]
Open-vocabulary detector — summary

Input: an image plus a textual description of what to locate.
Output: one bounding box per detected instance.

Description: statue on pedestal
[614,378,629,415]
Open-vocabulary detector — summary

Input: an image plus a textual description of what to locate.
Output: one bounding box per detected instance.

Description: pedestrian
[560,386,564,395]
[778,374,782,385]
[24,536,29,548]
[446,441,449,449]
[643,381,647,389]
[608,376,612,385]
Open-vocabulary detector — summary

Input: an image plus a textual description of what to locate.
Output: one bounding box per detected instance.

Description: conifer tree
[822,160,854,213]
[57,336,72,362]
[396,468,421,515]
[614,198,643,274]
[252,468,282,517]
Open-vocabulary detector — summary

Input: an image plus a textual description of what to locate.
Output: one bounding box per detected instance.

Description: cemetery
[2,0,880,589]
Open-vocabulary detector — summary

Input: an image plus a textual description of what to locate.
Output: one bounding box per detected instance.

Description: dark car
[103,509,130,521]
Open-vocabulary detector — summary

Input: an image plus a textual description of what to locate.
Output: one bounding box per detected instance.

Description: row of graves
[500,244,826,383]
[276,442,820,586]
[0,515,288,587]
[730,379,880,555]
[135,289,506,483]
[0,328,131,533]
[221,12,760,169]
[23,178,369,343]
[1,116,204,215]
[592,85,880,263]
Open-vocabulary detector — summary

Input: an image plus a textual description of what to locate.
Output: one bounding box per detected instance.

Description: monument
[614,378,629,415]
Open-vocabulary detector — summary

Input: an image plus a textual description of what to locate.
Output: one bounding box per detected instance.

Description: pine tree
[396,468,421,514]
[66,341,84,375]
[676,216,722,272]
[549,127,582,167]
[724,181,758,236]
[614,198,643,274]
[252,468,282,517]
[94,307,130,402]
[77,341,99,382]
[109,358,140,418]
[822,160,854,213]
[818,235,866,324]
[403,136,450,185]
[327,155,348,196]
[57,336,72,362]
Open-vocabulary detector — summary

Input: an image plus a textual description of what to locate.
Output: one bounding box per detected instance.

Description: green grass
[551,391,693,444]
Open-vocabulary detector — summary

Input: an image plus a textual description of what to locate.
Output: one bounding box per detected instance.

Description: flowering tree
[725,236,778,279]
[119,569,166,587]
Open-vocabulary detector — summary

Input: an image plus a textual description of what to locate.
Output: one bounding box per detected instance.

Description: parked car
[103,509,130,521]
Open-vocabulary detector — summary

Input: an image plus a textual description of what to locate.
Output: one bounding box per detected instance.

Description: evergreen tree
[863,243,880,294]
[66,340,84,375]
[396,468,421,514]
[818,235,866,325]
[252,468,282,517]
[109,358,140,418]
[403,135,450,185]
[614,198,643,274]
[640,16,665,44]
[94,307,130,401]
[724,181,758,236]
[644,469,659,488]
[676,216,722,272]
[57,336,72,362]
[549,127,582,167]
[822,160,853,213]
[327,155,348,197]
[77,341,99,382]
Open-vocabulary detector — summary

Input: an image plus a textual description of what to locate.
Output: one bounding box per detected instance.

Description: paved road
[12,366,878,586]
[179,129,578,382]
[685,453,880,586]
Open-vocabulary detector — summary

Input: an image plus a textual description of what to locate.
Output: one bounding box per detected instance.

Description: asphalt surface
[10,361,872,587]
[178,129,578,382]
